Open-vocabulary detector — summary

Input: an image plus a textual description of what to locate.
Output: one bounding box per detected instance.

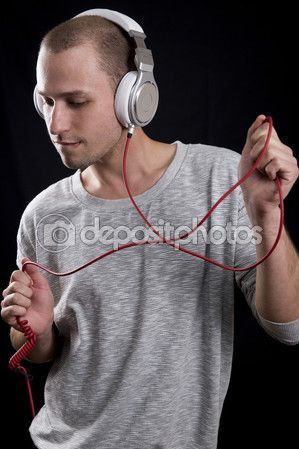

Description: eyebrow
[37,90,90,98]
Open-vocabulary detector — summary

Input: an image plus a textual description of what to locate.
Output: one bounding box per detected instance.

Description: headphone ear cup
[133,81,158,126]
[33,85,45,119]
[115,71,138,128]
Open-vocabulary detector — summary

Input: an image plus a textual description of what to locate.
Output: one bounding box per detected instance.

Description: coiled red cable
[10,116,284,418]
[9,320,37,416]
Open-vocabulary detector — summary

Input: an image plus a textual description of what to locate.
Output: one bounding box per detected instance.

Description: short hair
[40,15,136,91]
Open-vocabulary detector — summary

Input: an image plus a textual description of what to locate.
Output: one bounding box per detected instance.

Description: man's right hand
[1,257,55,336]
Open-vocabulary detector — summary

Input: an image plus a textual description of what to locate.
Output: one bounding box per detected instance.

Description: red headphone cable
[123,116,284,271]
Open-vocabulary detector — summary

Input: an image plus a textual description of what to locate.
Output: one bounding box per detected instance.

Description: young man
[1,11,299,449]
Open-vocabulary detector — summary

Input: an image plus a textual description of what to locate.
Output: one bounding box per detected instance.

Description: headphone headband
[75,9,154,75]
[74,9,144,34]
[33,9,159,128]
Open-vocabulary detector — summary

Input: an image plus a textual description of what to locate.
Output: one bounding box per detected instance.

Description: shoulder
[187,142,241,165]
[181,141,241,182]
[18,172,75,226]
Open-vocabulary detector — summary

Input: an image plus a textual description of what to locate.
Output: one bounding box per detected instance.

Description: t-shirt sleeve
[16,207,37,270]
[234,189,299,346]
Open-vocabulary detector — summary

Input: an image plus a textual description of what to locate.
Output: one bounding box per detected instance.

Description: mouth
[54,141,82,149]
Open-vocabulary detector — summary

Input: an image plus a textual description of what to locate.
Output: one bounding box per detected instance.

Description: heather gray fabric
[16,141,299,449]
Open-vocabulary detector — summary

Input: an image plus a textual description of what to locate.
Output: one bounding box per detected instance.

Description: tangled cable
[9,116,284,418]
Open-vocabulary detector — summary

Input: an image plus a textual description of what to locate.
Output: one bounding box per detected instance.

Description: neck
[80,128,176,199]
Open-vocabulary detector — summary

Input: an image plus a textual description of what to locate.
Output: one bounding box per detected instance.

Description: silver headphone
[33,8,159,128]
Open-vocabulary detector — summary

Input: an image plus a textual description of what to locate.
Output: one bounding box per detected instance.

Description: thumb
[246,114,267,144]
[21,257,49,289]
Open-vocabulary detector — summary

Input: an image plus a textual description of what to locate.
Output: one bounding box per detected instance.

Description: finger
[1,304,27,322]
[1,293,31,310]
[246,115,267,143]
[250,144,294,174]
[21,258,35,285]
[8,318,24,332]
[22,258,49,289]
[10,269,32,287]
[251,141,293,172]
[264,158,299,181]
[2,281,33,299]
[250,122,279,147]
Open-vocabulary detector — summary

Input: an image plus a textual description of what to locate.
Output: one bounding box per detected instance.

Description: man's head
[36,15,136,170]
[41,15,136,92]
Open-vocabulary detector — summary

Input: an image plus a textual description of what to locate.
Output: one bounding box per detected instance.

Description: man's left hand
[238,114,298,218]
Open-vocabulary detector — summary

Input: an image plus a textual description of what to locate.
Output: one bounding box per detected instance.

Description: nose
[48,102,71,136]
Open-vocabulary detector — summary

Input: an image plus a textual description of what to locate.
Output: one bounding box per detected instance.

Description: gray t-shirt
[16,141,299,449]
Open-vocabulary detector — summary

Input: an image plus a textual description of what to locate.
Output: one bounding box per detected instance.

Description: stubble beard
[61,141,123,171]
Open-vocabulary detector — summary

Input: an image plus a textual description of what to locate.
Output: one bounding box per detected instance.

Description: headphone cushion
[33,85,45,119]
[115,71,138,127]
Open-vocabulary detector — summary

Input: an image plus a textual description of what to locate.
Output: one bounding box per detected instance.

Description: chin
[67,163,91,171]
[61,160,78,170]
[60,157,91,171]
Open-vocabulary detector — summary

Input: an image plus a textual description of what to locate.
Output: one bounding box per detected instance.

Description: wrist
[26,323,59,363]
[37,322,56,340]
[247,203,281,227]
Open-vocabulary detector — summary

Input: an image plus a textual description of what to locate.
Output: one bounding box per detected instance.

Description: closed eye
[68,101,87,108]
[41,98,88,108]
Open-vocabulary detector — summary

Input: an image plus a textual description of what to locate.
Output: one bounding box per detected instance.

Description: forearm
[251,208,299,322]
[10,324,59,363]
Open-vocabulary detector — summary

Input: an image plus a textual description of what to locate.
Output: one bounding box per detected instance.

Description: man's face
[36,44,124,170]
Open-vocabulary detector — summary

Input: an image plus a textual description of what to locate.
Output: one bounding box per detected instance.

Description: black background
[1,1,298,448]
